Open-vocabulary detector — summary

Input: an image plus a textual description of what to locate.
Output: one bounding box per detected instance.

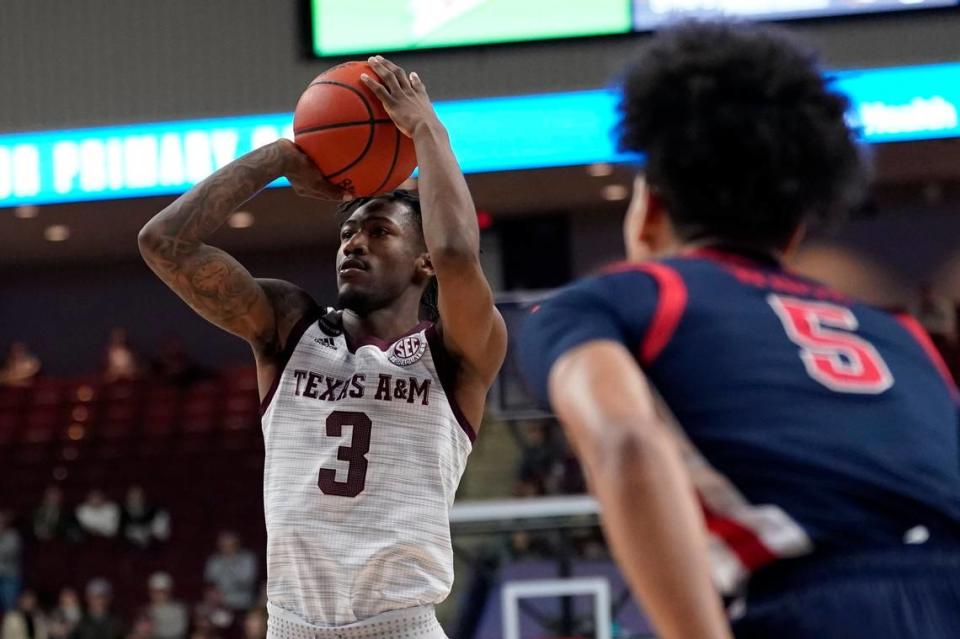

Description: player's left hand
[361,56,439,138]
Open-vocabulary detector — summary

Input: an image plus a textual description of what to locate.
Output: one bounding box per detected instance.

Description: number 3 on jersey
[768,295,894,394]
[318,410,371,498]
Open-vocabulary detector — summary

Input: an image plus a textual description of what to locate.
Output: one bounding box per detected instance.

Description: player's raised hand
[361,56,438,138]
[276,139,352,201]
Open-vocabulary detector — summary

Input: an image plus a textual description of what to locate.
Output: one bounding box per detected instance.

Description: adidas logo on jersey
[314,337,337,350]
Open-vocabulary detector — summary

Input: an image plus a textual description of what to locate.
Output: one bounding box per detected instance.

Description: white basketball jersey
[259,309,474,626]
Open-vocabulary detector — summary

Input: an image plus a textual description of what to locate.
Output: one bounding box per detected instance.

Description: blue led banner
[1,62,959,207]
[835,63,960,144]
[0,116,295,207]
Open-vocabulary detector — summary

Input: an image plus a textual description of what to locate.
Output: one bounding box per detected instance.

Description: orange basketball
[293,62,417,198]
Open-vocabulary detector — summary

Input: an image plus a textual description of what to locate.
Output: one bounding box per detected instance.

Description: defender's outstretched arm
[549,340,733,639]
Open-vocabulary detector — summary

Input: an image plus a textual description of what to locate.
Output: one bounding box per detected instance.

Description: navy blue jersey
[519,247,960,592]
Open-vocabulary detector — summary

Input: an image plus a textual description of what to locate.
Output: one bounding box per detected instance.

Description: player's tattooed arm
[137,140,336,348]
[362,57,508,389]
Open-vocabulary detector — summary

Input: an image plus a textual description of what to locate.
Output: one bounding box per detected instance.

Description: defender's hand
[275,139,351,201]
[361,56,440,138]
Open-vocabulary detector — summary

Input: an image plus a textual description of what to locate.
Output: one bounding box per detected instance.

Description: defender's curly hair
[617,21,869,248]
[337,190,439,322]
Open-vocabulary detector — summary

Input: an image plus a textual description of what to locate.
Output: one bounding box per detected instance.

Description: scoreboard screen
[310,0,956,57]
[632,0,958,30]
[310,0,632,57]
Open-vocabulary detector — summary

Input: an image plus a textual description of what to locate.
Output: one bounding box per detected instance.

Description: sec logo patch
[389,335,427,367]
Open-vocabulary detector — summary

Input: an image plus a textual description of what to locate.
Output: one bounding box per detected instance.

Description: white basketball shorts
[266,602,448,639]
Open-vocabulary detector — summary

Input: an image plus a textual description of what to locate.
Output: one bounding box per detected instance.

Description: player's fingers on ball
[360,73,390,99]
[368,57,401,91]
[360,74,391,101]
[375,55,402,75]
[363,58,388,85]
[377,56,410,91]
[383,60,410,90]
[409,72,425,91]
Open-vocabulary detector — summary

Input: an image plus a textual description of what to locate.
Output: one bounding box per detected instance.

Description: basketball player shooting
[138,56,507,639]
[520,21,960,639]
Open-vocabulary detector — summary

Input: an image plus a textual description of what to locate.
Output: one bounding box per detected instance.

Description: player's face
[336,201,428,315]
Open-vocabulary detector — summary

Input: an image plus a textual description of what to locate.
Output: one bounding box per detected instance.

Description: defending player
[138,57,506,638]
[519,21,960,639]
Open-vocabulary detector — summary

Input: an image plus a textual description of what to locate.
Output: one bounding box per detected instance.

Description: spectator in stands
[103,328,140,384]
[507,482,557,560]
[253,583,267,612]
[1,589,48,639]
[123,614,151,639]
[0,341,41,388]
[151,338,207,387]
[120,486,170,549]
[516,423,562,495]
[203,532,257,612]
[549,439,587,496]
[192,586,232,636]
[75,490,120,539]
[241,610,266,639]
[144,573,187,639]
[187,612,219,639]
[33,485,80,542]
[70,579,123,639]
[0,510,22,612]
[916,283,958,380]
[916,283,957,346]
[48,589,83,639]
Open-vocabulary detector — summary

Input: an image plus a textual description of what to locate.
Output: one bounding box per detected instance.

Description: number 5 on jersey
[768,294,894,394]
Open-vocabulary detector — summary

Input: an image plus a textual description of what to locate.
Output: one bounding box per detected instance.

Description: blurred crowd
[1,330,210,390]
[506,423,602,561]
[0,526,262,639]
[7,284,960,390]
[3,284,956,639]
[32,485,169,547]
[915,284,960,379]
[0,325,262,639]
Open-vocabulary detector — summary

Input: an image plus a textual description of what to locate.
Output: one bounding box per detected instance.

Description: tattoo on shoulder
[139,143,295,339]
[260,280,318,323]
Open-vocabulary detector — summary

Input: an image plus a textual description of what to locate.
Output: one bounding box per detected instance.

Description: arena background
[1,2,960,638]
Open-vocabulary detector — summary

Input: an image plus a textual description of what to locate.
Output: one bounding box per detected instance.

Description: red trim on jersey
[640,264,688,365]
[701,505,778,571]
[684,246,850,303]
[601,261,688,365]
[684,246,779,269]
[425,325,476,443]
[258,310,321,417]
[895,313,959,400]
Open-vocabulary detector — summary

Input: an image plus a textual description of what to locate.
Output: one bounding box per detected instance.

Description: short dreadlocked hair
[337,190,439,321]
[617,20,869,249]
